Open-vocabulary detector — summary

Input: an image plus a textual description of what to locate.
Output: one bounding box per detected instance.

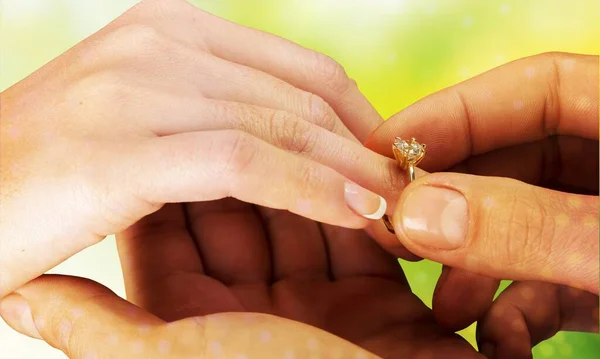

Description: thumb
[0,275,383,359]
[0,275,164,358]
[391,173,599,293]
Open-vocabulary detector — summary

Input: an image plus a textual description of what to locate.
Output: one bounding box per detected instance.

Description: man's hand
[366,52,598,358]
[113,200,483,359]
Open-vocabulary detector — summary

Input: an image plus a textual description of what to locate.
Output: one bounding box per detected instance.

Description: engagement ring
[382,137,426,233]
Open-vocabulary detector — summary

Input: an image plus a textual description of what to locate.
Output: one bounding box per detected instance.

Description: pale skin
[0,1,597,358]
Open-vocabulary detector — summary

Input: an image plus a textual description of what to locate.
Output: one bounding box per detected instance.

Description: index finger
[366,52,599,171]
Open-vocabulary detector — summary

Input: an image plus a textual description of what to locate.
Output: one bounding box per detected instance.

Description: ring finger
[126,96,410,210]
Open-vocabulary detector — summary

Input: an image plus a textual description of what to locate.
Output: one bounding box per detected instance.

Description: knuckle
[498,189,551,268]
[297,162,325,198]
[123,23,165,50]
[100,23,168,60]
[380,160,406,202]
[268,111,317,154]
[220,130,259,179]
[311,52,350,95]
[67,71,131,110]
[140,0,185,13]
[305,93,338,132]
[543,53,563,135]
[230,104,262,133]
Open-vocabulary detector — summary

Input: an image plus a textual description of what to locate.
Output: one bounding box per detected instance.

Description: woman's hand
[0,0,410,298]
[365,52,598,357]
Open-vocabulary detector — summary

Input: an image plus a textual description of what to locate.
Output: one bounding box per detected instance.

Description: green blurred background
[2,1,599,358]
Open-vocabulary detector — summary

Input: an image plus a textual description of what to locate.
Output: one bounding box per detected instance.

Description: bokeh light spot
[511,319,527,332]
[499,4,512,15]
[513,99,525,110]
[525,66,536,79]
[567,196,582,208]
[131,340,144,354]
[307,338,319,351]
[555,213,569,227]
[538,342,556,357]
[562,58,577,71]
[519,286,535,301]
[462,16,474,28]
[582,215,597,228]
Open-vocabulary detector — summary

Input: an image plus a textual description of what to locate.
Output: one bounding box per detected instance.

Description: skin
[367,52,599,359]
[1,1,595,357]
[0,0,478,358]
[0,0,422,299]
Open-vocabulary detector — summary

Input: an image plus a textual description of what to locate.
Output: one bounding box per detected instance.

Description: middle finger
[122,42,357,141]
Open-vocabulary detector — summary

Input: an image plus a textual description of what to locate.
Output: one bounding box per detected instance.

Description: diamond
[393,137,425,164]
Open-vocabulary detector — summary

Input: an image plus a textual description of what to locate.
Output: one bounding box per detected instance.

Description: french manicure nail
[401,186,468,249]
[0,293,41,339]
[344,182,387,220]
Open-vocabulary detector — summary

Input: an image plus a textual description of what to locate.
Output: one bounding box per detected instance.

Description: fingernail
[479,341,496,358]
[344,182,387,220]
[0,293,41,339]
[401,186,468,249]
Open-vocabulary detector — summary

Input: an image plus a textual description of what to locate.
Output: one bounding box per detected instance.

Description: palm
[117,199,480,358]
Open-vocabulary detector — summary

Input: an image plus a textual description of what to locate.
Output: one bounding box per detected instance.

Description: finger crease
[455,90,476,158]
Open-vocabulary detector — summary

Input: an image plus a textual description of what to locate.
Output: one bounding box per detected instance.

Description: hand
[443,136,598,359]
[117,201,485,358]
[365,52,599,357]
[0,201,482,358]
[0,275,381,359]
[0,0,411,298]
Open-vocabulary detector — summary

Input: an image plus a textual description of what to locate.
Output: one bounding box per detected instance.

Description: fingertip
[432,268,498,331]
[394,183,469,251]
[363,221,422,260]
[362,196,387,220]
[344,182,387,220]
[0,293,41,339]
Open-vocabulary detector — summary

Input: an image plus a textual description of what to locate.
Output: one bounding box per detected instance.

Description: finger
[187,5,383,141]
[117,204,203,276]
[449,136,599,194]
[120,130,386,229]
[391,172,599,293]
[116,204,235,321]
[1,275,381,359]
[364,221,423,261]
[477,281,599,359]
[432,267,499,331]
[321,224,408,284]
[366,52,599,171]
[105,35,357,142]
[141,100,410,212]
[186,199,271,287]
[0,275,163,359]
[257,207,331,282]
[190,52,357,141]
[129,0,383,140]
